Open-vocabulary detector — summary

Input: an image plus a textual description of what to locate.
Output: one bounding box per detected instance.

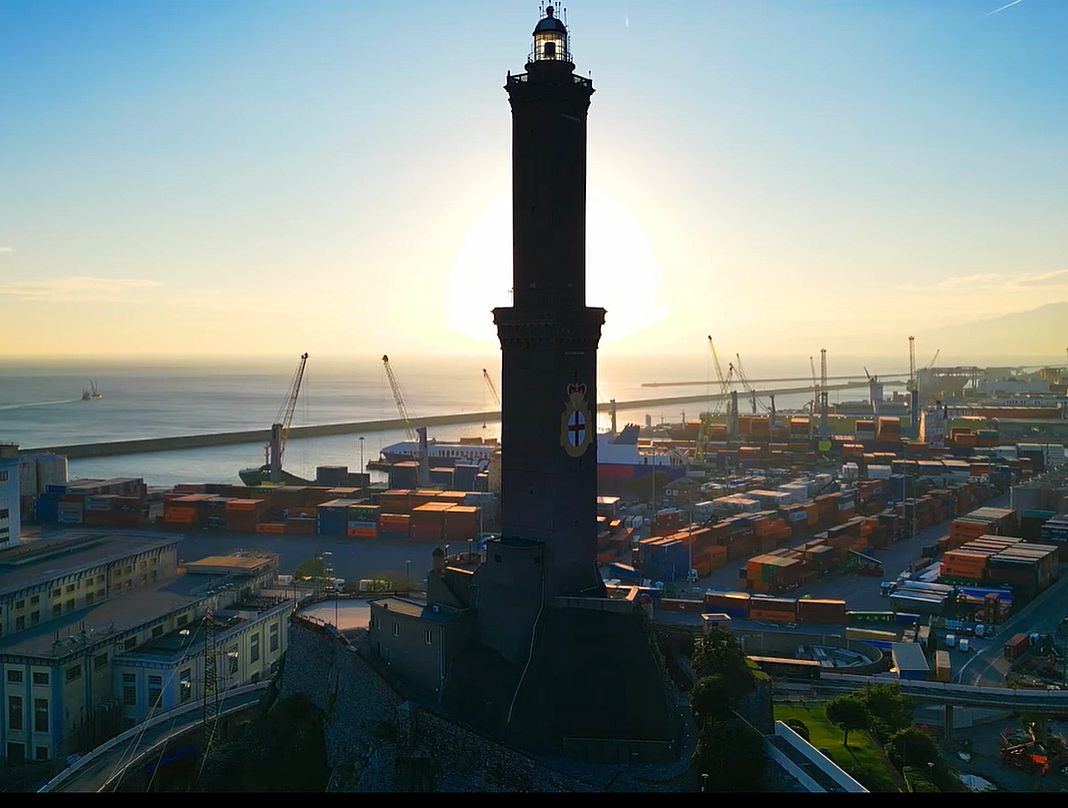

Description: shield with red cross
[560,383,592,458]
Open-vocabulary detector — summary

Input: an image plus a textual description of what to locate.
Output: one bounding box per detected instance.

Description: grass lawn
[775,703,903,793]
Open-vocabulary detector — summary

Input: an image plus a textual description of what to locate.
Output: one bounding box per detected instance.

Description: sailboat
[81,380,102,401]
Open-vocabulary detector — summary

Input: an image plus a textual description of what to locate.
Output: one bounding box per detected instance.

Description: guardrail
[820,671,1068,710]
[39,681,269,793]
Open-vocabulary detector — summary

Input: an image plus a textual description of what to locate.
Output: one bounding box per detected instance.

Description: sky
[1,0,1066,365]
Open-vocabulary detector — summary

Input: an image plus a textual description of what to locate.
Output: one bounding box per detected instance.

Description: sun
[444,186,667,346]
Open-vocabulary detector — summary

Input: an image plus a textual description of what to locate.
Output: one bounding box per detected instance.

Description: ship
[374,424,687,487]
[81,380,102,401]
[373,436,498,469]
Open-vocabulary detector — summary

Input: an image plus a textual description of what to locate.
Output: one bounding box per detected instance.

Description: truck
[1004,633,1030,661]
[959,638,971,653]
[945,633,957,649]
[934,650,951,682]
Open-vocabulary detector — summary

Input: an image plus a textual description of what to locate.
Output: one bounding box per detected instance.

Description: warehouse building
[0,533,292,763]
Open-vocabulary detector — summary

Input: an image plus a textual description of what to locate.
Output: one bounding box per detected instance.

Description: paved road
[689,494,1012,611]
[958,571,1068,686]
[42,683,268,793]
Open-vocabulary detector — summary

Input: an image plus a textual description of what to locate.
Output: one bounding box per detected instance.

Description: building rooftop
[371,596,465,624]
[183,554,276,575]
[0,533,178,599]
[0,571,229,661]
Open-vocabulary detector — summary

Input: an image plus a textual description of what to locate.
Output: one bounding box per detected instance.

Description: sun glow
[444,186,668,346]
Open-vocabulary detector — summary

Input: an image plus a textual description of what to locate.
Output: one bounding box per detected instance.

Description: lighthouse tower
[494,5,605,601]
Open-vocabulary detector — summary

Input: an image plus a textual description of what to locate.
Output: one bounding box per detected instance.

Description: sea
[0,352,961,488]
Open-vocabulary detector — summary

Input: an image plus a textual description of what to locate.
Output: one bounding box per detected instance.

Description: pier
[22,381,878,460]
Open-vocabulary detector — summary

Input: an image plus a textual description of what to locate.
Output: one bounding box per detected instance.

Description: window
[151,570,157,582]
[65,665,81,683]
[125,566,132,574]
[35,746,48,761]
[94,654,107,670]
[269,622,279,652]
[250,632,260,664]
[140,574,147,586]
[124,636,137,651]
[96,589,105,599]
[65,585,74,594]
[85,592,94,606]
[65,599,74,613]
[51,589,60,599]
[227,647,239,675]
[32,672,48,686]
[148,675,162,708]
[6,670,22,684]
[8,696,22,731]
[140,560,147,569]
[179,669,192,703]
[14,616,24,631]
[151,625,163,639]
[34,699,48,733]
[51,605,62,618]
[176,614,188,627]
[392,623,400,638]
[29,595,39,606]
[14,599,24,610]
[122,674,136,706]
[29,611,39,626]
[6,743,24,763]
[424,629,433,646]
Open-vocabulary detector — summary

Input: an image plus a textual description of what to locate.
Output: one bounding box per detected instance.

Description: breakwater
[22,381,874,459]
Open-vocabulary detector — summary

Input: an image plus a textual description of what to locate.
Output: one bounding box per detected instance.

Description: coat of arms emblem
[560,383,592,458]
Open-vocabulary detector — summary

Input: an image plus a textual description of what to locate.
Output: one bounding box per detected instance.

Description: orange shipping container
[256,522,285,534]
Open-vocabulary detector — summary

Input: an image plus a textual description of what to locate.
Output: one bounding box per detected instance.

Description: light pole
[406,559,411,592]
[701,773,709,792]
[359,437,364,473]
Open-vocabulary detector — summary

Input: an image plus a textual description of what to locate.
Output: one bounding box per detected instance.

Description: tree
[692,628,755,697]
[825,696,870,748]
[691,675,732,721]
[884,727,939,771]
[693,717,766,791]
[856,684,913,741]
[294,558,327,593]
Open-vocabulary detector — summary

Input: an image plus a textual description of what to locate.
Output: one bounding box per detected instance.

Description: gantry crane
[864,366,881,419]
[926,348,941,370]
[382,354,416,443]
[265,352,309,483]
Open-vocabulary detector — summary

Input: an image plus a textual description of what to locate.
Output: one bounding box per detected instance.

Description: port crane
[482,368,501,407]
[864,366,881,419]
[264,352,309,483]
[481,368,502,430]
[382,355,430,486]
[819,348,830,439]
[734,354,768,414]
[382,354,417,443]
[705,336,733,417]
[926,348,941,370]
[908,336,917,392]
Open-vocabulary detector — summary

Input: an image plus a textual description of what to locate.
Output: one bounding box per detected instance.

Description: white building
[0,535,293,764]
[0,445,20,550]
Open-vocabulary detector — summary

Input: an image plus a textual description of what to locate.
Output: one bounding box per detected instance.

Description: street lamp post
[406,559,411,592]
[359,437,364,473]
[701,773,709,792]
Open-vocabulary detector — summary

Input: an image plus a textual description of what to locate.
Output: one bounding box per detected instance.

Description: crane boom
[382,355,416,442]
[734,354,767,413]
[482,368,501,407]
[908,336,916,392]
[272,352,309,471]
[707,336,730,396]
[927,348,940,369]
